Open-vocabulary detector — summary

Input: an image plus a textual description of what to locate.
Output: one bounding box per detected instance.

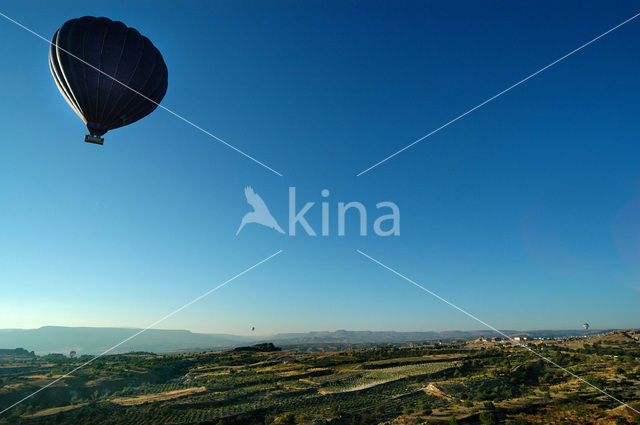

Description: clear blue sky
[1,0,639,335]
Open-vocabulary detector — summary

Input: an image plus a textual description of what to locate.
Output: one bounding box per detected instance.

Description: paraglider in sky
[583,323,589,330]
[49,16,168,145]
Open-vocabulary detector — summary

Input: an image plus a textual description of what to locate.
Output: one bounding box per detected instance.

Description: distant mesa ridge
[0,326,254,356]
[0,347,35,357]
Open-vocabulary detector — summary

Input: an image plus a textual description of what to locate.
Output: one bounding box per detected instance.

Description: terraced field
[316,362,457,393]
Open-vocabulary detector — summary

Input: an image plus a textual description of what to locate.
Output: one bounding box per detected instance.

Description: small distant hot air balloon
[583,323,590,330]
[69,350,76,358]
[49,16,168,145]
[251,326,255,332]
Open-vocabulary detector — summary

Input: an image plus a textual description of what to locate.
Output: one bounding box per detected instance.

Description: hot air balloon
[49,17,168,145]
[583,323,589,330]
[251,326,255,332]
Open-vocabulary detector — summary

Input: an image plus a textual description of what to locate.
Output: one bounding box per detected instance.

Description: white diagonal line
[356,249,640,415]
[0,249,283,416]
[0,11,283,177]
[356,11,640,177]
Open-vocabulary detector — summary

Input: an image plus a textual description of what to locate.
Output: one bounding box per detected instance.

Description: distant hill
[0,327,255,355]
[234,343,281,352]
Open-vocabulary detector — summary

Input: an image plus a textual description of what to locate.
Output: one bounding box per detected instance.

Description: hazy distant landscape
[0,327,612,355]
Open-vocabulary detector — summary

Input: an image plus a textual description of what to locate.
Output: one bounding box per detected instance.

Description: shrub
[483,401,495,410]
[420,401,432,415]
[280,412,296,424]
[505,419,531,425]
[479,411,497,425]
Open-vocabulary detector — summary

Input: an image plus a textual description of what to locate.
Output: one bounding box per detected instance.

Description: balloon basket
[85,134,104,145]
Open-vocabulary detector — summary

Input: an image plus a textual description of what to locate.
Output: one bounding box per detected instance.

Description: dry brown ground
[110,386,207,406]
[21,403,86,418]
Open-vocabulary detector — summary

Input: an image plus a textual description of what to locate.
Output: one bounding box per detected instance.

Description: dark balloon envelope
[49,16,168,145]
